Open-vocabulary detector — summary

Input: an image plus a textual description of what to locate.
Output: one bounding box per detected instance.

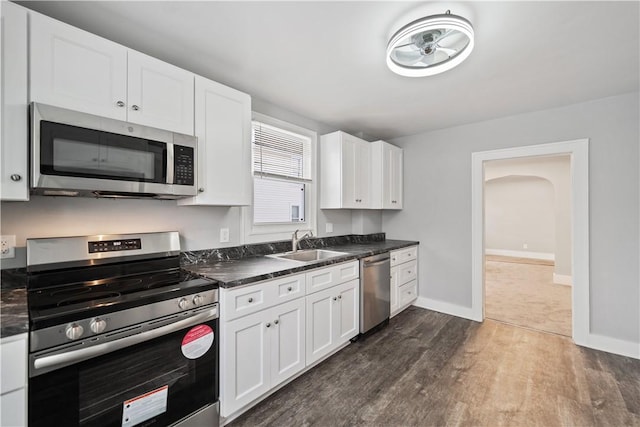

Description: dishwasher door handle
[364,259,390,267]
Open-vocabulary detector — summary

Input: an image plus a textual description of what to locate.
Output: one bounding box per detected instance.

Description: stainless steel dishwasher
[360,253,391,334]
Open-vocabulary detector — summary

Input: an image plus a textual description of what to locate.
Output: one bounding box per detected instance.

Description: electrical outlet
[523,243,528,250]
[219,228,229,243]
[1,235,16,259]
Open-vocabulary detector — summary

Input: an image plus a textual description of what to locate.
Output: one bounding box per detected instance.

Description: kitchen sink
[268,249,349,262]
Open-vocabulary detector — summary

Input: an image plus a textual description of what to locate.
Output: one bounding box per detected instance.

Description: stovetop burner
[56,291,122,307]
[29,269,181,311]
[28,268,215,330]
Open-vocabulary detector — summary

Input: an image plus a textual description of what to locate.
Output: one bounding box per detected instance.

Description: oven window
[29,319,218,427]
[40,121,166,183]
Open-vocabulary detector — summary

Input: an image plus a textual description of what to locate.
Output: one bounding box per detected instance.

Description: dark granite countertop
[1,269,28,339]
[0,235,418,337]
[185,239,418,288]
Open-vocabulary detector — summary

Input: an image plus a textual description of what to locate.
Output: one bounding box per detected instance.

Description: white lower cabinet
[0,333,28,426]
[390,245,419,317]
[220,261,361,422]
[221,297,305,417]
[306,279,359,366]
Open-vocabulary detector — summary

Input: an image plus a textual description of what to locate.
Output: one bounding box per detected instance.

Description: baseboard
[485,249,555,261]
[413,296,479,321]
[553,273,572,286]
[577,333,640,360]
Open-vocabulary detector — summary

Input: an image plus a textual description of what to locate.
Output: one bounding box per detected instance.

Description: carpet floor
[485,256,572,336]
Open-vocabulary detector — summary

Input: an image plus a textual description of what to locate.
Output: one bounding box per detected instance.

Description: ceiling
[17,1,640,140]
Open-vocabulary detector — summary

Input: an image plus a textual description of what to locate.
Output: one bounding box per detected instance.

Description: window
[243,113,317,243]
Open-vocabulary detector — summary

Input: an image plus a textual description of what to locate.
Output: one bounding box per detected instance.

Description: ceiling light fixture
[386,10,474,77]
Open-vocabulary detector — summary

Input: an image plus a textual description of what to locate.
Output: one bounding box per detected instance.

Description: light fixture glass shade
[386,12,474,77]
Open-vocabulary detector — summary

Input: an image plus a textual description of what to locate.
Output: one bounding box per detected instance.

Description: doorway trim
[471,139,589,344]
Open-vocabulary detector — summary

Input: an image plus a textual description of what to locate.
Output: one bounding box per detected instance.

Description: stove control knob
[178,298,188,310]
[90,317,107,334]
[65,323,84,340]
[192,295,203,306]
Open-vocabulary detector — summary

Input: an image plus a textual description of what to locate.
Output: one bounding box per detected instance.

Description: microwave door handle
[32,307,218,374]
[166,143,174,184]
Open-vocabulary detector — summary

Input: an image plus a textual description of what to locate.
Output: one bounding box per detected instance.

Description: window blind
[252,121,312,180]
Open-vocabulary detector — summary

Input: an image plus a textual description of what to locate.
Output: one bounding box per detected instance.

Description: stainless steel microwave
[30,102,197,199]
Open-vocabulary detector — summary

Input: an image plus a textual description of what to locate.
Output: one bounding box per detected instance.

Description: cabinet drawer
[398,260,417,285]
[222,274,305,321]
[275,274,305,303]
[305,261,359,295]
[398,280,417,308]
[391,246,417,266]
[1,335,27,394]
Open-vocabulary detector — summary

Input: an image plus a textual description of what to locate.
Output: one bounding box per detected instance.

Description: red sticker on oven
[181,324,214,359]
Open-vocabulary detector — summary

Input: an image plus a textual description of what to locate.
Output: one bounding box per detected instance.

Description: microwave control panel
[174,146,195,186]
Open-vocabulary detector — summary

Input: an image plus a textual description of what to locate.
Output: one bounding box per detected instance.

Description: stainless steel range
[26,231,219,427]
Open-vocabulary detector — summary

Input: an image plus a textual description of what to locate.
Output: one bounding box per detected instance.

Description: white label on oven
[122,385,168,427]
[181,324,214,359]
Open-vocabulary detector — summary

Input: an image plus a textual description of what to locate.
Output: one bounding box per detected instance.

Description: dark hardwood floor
[230,306,640,427]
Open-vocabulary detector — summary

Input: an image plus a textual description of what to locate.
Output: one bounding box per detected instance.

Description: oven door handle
[33,308,217,373]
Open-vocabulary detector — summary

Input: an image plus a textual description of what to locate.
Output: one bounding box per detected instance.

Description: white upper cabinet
[29,12,128,121]
[178,76,251,206]
[371,140,403,209]
[320,131,372,209]
[29,12,194,135]
[127,50,194,135]
[1,2,29,201]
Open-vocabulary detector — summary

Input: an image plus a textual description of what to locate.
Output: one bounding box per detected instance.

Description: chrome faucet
[292,229,313,252]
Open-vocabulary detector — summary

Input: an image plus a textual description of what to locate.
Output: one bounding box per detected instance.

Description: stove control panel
[30,288,219,353]
[88,238,142,253]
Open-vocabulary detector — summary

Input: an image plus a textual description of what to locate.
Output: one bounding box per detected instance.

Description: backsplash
[180,233,385,265]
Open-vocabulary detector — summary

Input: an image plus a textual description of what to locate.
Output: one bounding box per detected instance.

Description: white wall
[484,155,572,276]
[0,97,386,268]
[485,175,555,254]
[383,92,639,345]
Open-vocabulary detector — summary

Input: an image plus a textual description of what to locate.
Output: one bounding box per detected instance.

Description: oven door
[29,312,219,427]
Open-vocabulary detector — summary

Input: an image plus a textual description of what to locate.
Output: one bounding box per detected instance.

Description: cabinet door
[305,286,337,366]
[336,280,359,344]
[270,298,305,387]
[340,135,358,208]
[382,143,403,209]
[178,76,251,206]
[1,388,26,427]
[127,50,194,135]
[354,139,371,208]
[222,312,270,417]
[1,2,29,200]
[29,12,127,120]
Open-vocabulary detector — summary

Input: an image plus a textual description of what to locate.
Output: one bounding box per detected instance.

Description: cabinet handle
[274,320,279,325]
[116,100,125,107]
[338,295,342,300]
[248,297,253,303]
[10,174,22,182]
[333,297,337,301]
[132,105,140,111]
[266,323,271,328]
[287,286,292,291]
[408,271,412,274]
[198,188,205,193]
